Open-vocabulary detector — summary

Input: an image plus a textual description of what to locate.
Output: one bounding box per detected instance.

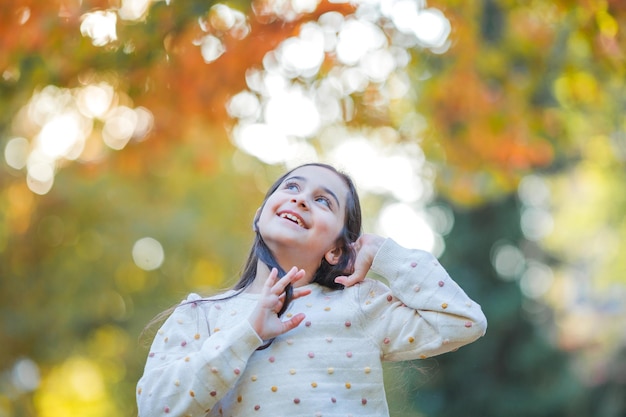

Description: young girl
[136,163,487,417]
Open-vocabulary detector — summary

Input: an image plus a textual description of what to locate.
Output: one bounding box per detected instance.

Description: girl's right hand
[334,233,385,287]
[248,267,311,341]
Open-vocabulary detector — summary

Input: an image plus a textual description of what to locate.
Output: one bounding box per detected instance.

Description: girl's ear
[324,245,343,266]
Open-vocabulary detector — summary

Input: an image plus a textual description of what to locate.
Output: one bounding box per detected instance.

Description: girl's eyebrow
[285,175,341,209]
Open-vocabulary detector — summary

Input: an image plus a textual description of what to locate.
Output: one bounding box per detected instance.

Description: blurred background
[1,0,625,416]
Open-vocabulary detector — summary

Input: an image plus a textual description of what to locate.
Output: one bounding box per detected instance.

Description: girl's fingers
[334,260,366,286]
[262,267,290,296]
[292,288,312,300]
[281,313,306,333]
[272,267,305,294]
[334,274,352,287]
[335,234,385,287]
[276,285,310,303]
[335,260,369,287]
[263,268,279,292]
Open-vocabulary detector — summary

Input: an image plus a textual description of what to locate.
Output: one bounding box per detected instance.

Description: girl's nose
[291,196,308,208]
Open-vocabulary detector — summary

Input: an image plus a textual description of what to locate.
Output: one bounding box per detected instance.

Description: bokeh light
[132,237,165,271]
[102,106,139,150]
[520,206,554,241]
[118,0,153,21]
[265,89,320,137]
[34,356,114,417]
[377,202,440,255]
[232,123,291,164]
[76,83,115,119]
[11,358,41,393]
[336,19,387,66]
[491,241,526,281]
[411,8,451,50]
[327,136,428,202]
[80,11,117,47]
[276,23,325,77]
[520,261,554,299]
[4,82,153,194]
[4,137,29,169]
[197,35,225,63]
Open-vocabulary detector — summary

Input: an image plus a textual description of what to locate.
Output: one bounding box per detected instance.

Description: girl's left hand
[249,267,311,341]
[334,233,385,287]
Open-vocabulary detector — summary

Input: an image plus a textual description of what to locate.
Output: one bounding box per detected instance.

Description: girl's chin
[263,234,305,249]
[262,223,308,239]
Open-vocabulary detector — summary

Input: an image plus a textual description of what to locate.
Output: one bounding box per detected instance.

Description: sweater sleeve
[136,294,263,417]
[358,238,487,362]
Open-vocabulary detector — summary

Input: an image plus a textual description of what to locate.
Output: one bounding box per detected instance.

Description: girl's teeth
[281,213,303,227]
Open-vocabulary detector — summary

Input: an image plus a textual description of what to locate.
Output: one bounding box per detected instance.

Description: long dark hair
[235,162,362,293]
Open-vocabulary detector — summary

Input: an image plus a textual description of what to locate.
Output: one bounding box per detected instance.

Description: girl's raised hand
[248,267,311,341]
[334,233,385,288]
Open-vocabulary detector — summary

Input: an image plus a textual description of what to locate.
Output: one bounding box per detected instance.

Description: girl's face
[256,165,349,268]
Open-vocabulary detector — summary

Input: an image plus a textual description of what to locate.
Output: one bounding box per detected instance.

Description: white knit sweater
[136,239,487,417]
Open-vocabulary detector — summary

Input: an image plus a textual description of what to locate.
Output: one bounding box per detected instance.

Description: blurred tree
[395,196,584,417]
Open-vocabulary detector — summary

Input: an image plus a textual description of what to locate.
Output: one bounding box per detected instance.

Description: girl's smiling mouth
[278,211,307,228]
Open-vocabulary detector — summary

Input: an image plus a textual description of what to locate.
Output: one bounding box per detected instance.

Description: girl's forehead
[285,165,349,200]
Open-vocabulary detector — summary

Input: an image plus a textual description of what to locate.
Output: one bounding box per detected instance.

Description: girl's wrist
[361,234,385,258]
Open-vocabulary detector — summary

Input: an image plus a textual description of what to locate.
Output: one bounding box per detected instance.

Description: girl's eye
[316,196,331,208]
[285,182,300,191]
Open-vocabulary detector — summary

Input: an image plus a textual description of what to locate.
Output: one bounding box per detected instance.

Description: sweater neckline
[239,282,323,298]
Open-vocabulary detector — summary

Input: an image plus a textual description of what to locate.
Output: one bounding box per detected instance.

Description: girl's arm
[136,268,310,416]
[343,236,487,361]
[136,295,263,417]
